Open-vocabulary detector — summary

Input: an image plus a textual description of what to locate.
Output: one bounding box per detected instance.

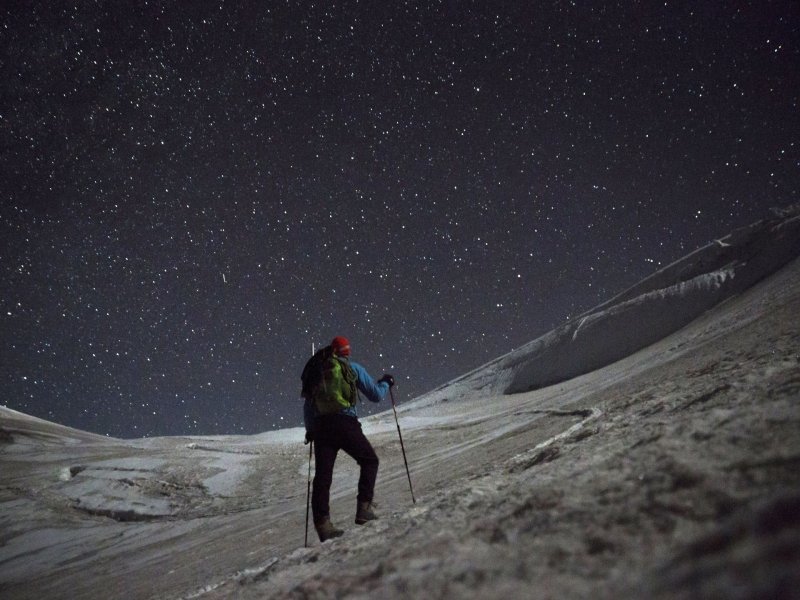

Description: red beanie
[331,336,351,356]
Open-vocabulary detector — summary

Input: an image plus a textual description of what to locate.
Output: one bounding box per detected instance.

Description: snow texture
[1,206,799,599]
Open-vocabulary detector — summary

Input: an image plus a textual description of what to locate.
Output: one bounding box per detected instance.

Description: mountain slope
[195,252,800,600]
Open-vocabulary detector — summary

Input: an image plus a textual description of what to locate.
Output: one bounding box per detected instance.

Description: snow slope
[1,207,799,599]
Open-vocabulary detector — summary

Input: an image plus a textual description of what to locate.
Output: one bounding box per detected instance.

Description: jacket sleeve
[303,397,317,430]
[350,361,389,404]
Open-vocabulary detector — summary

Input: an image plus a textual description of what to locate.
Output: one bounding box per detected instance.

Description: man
[302,336,395,542]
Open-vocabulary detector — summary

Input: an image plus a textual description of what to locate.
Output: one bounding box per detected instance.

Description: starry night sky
[2,2,798,438]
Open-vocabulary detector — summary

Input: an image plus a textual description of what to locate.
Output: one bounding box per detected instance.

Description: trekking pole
[304,440,313,547]
[390,387,416,504]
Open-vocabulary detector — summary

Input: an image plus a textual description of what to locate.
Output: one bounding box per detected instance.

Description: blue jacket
[304,359,388,429]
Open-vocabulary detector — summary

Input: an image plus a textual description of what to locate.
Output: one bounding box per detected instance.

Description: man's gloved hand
[304,430,314,445]
[378,374,395,388]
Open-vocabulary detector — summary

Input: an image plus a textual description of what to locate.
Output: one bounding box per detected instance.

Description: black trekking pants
[311,414,379,522]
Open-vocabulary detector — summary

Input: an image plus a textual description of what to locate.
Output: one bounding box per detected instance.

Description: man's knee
[313,457,336,488]
[313,470,333,489]
[360,451,379,470]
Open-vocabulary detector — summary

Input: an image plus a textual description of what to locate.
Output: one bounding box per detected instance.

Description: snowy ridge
[584,208,800,314]
[407,205,800,404]
[0,404,114,449]
[573,264,737,343]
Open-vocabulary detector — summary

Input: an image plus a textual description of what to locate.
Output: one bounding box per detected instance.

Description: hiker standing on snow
[301,336,395,542]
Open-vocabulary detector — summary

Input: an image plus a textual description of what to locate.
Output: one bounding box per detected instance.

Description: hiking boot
[314,517,344,542]
[355,500,378,525]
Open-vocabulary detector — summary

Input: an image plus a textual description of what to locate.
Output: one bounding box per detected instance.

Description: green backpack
[301,346,358,414]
